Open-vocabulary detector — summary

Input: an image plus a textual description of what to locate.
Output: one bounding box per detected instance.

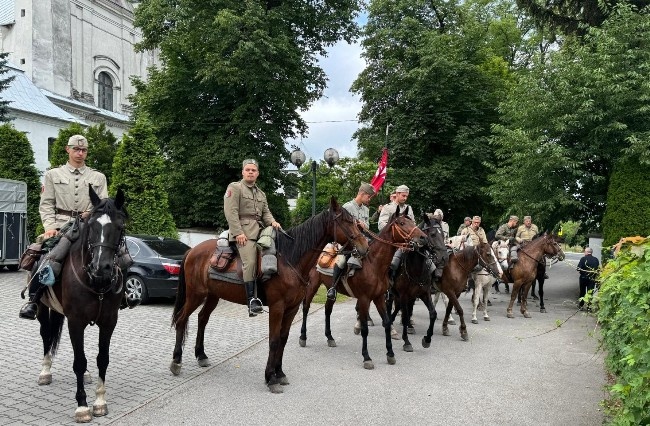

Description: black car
[124,235,191,304]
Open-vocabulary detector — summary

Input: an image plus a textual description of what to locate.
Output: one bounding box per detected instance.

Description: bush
[0,124,42,241]
[597,239,650,425]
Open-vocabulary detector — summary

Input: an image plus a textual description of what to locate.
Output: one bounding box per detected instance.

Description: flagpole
[383,124,391,199]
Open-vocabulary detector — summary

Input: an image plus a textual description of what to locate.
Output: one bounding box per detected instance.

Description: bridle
[366,216,422,251]
[330,209,365,258]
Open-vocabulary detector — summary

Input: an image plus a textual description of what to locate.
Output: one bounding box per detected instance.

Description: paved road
[0,253,605,425]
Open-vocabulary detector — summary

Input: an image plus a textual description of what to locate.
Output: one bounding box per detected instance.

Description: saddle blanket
[208,268,243,284]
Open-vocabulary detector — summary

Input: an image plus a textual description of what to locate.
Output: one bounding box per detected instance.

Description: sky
[287,39,366,163]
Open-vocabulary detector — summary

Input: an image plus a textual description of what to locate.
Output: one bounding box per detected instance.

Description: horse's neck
[456,248,478,276]
[371,227,403,263]
[520,240,545,263]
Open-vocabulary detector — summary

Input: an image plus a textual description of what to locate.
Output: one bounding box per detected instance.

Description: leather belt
[56,208,81,217]
[239,214,261,221]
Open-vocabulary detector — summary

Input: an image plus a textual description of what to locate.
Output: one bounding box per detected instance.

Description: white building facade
[0,0,158,174]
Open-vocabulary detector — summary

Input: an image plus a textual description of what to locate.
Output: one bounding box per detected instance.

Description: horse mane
[276,209,335,265]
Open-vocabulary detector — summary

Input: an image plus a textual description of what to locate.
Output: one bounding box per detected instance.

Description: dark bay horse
[387,215,449,352]
[433,242,502,340]
[504,234,565,318]
[300,206,427,369]
[170,198,368,393]
[35,187,128,423]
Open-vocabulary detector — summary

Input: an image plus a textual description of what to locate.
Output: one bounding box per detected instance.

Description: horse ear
[329,197,339,212]
[88,183,101,207]
[115,188,125,210]
[422,213,431,225]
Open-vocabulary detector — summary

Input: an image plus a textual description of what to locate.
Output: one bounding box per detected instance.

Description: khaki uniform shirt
[456,223,468,236]
[39,164,108,232]
[378,202,415,231]
[461,226,488,246]
[224,180,275,240]
[495,223,517,241]
[516,224,539,242]
[342,200,370,230]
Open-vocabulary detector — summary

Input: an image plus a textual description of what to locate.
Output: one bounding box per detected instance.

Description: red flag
[370,148,388,193]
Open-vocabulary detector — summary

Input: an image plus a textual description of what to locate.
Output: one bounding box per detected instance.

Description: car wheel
[126,275,149,305]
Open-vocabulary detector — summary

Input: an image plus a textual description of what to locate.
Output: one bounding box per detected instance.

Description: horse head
[543,233,565,261]
[85,185,128,286]
[386,205,427,248]
[419,214,449,267]
[328,198,369,258]
[491,240,510,269]
[478,241,504,280]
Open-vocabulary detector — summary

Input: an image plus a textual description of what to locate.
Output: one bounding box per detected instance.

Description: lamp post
[290,148,340,216]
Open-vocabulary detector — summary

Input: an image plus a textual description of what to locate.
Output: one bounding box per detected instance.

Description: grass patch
[311,284,350,304]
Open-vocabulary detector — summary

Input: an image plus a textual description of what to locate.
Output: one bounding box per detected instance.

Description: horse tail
[171,258,187,329]
[47,311,65,357]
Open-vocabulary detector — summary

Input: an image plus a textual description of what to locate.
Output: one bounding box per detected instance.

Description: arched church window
[97,72,113,111]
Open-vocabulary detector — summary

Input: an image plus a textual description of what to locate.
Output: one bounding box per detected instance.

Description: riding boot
[19,277,44,320]
[327,264,344,301]
[245,281,263,316]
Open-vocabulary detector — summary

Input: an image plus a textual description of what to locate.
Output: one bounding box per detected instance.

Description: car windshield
[143,239,190,257]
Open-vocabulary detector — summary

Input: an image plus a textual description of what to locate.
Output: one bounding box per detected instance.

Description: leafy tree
[352,0,522,227]
[49,123,118,185]
[0,52,15,122]
[132,0,362,229]
[0,124,42,241]
[558,220,583,247]
[488,5,650,230]
[602,158,650,247]
[110,115,177,238]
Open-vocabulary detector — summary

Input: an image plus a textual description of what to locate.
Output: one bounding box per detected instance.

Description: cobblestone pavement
[0,270,273,425]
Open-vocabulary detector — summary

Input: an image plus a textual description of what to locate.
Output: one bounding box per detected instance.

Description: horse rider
[495,215,520,269]
[516,215,548,278]
[460,216,489,290]
[370,191,396,227]
[327,183,375,300]
[224,158,282,316]
[456,216,471,236]
[378,185,415,285]
[19,135,127,319]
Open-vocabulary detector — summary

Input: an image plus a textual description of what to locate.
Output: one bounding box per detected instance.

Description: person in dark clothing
[577,247,600,310]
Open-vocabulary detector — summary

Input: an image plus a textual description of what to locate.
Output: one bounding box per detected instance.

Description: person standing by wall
[577,247,600,310]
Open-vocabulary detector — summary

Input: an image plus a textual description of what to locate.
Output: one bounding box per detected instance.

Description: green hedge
[597,240,650,425]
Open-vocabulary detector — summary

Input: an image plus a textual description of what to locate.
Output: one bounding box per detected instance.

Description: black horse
[387,215,449,352]
[34,186,128,423]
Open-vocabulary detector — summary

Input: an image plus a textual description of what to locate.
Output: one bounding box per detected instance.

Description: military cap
[509,215,519,221]
[359,183,375,195]
[242,159,258,168]
[472,216,482,222]
[395,185,410,194]
[68,135,88,148]
[464,216,471,221]
[433,208,444,219]
[524,215,532,220]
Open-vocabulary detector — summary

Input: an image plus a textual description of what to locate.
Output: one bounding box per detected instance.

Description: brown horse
[300,206,427,369]
[504,234,564,318]
[433,242,502,340]
[34,187,128,422]
[170,198,368,393]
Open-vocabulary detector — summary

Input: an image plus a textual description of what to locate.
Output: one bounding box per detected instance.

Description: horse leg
[92,319,117,417]
[399,293,413,352]
[482,283,490,321]
[170,293,204,376]
[266,303,285,392]
[521,282,533,318]
[406,298,416,334]
[37,306,62,386]
[506,282,519,318]
[442,293,456,325]
[354,298,374,369]
[539,278,546,313]
[448,292,468,341]
[68,320,92,423]
[299,276,320,347]
[373,296,396,365]
[323,297,337,347]
[420,291,436,348]
[194,295,219,367]
[530,280,538,299]
[273,302,302,388]
[471,285,480,325]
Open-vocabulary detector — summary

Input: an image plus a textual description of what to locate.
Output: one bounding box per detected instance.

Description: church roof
[41,89,130,123]
[2,63,83,123]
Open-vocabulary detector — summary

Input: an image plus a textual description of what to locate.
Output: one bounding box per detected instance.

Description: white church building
[0,0,158,175]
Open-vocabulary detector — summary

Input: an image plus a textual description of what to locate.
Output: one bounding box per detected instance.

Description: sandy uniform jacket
[461,226,488,246]
[378,202,415,231]
[224,180,275,240]
[342,200,370,229]
[516,224,539,242]
[39,164,108,232]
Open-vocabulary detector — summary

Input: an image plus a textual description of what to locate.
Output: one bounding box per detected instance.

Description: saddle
[208,236,277,284]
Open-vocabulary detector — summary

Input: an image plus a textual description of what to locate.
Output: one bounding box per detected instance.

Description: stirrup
[326,287,337,301]
[248,298,263,315]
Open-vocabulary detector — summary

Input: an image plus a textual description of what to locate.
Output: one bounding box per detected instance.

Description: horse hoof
[38,373,52,385]
[448,318,456,325]
[387,356,396,365]
[363,360,375,370]
[367,318,375,326]
[268,383,284,394]
[170,361,182,376]
[421,337,430,349]
[353,326,360,335]
[299,338,306,348]
[407,326,415,335]
[92,403,108,417]
[279,376,290,386]
[461,332,469,341]
[442,327,450,336]
[83,371,92,385]
[507,312,514,319]
[487,300,492,306]
[197,358,210,367]
[484,316,490,321]
[471,319,478,324]
[390,329,399,340]
[540,308,547,313]
[74,406,92,423]
[532,295,539,300]
[524,312,532,318]
[403,344,413,352]
[327,339,337,348]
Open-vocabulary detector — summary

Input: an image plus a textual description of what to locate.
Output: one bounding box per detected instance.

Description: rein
[364,218,419,251]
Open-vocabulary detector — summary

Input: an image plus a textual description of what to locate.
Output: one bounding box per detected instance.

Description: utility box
[0,178,29,271]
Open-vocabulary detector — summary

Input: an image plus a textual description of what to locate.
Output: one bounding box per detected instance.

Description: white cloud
[289,40,365,162]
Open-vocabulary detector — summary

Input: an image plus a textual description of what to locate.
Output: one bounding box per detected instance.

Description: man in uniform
[378,185,415,285]
[516,215,539,242]
[327,183,375,300]
[460,216,488,246]
[495,215,520,268]
[19,135,110,319]
[224,159,281,316]
[456,216,471,236]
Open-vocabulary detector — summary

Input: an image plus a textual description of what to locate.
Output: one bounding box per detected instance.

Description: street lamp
[290,148,340,216]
